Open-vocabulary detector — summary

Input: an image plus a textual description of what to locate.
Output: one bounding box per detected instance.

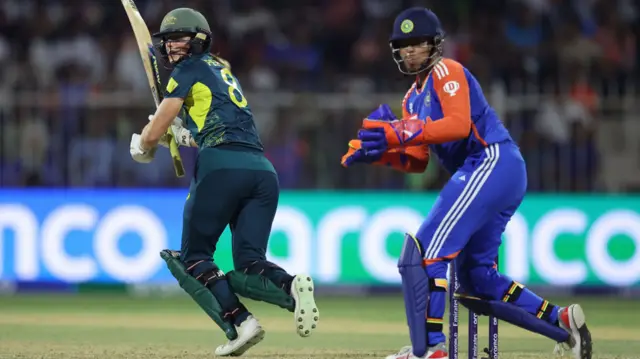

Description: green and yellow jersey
[163,54,263,151]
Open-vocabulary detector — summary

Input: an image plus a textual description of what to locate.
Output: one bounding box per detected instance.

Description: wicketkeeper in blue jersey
[342,7,593,359]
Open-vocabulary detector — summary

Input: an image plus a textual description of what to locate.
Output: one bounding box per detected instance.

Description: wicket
[448,258,499,359]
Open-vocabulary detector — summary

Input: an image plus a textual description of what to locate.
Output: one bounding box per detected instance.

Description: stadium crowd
[0,0,638,192]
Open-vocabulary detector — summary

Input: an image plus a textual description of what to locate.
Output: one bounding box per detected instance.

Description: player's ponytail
[212,54,231,69]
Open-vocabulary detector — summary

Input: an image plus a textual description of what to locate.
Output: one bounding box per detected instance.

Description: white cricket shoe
[385,343,448,359]
[214,315,265,356]
[290,274,319,337]
[554,304,593,359]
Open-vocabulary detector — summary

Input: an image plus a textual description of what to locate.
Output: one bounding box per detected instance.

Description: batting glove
[148,115,194,148]
[129,133,157,163]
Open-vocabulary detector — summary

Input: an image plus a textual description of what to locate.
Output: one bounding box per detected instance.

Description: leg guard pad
[227,261,295,312]
[398,234,428,357]
[455,293,569,342]
[160,250,238,340]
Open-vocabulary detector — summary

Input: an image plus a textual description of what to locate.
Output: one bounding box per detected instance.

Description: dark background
[0,0,638,192]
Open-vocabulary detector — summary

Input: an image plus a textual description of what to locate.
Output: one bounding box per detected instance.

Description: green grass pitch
[0,293,637,358]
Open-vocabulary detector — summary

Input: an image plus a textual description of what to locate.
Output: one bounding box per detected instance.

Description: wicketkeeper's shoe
[290,274,319,337]
[384,343,448,359]
[214,315,265,357]
[554,304,592,359]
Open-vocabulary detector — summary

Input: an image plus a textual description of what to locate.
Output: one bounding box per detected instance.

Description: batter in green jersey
[128,8,319,357]
[166,52,262,152]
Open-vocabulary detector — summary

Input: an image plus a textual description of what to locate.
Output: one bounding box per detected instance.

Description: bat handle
[166,128,186,177]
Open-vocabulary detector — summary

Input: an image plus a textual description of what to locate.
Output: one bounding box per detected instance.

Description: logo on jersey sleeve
[166,78,178,94]
[442,81,460,97]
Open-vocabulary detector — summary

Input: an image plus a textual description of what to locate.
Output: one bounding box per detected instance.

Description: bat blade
[121,0,185,178]
[148,45,185,178]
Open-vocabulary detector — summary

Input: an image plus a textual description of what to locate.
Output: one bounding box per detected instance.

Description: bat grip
[166,127,186,177]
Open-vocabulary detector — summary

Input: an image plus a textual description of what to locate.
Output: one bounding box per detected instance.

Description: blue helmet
[389,7,445,75]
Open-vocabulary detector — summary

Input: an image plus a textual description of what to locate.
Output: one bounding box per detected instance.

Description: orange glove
[391,145,430,162]
[342,139,429,173]
[379,146,430,173]
[362,118,429,148]
[341,140,383,167]
[340,140,360,167]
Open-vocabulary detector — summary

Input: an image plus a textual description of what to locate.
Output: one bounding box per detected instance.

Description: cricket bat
[121,0,185,178]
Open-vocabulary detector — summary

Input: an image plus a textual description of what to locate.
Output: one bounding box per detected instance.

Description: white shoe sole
[568,304,593,359]
[385,345,448,359]
[291,274,319,337]
[215,326,265,357]
[385,346,411,359]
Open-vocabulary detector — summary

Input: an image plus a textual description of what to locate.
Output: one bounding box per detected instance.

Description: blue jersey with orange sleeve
[401,58,513,174]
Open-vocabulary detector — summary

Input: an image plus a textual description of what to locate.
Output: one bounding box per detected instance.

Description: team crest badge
[424,91,431,107]
[162,15,177,27]
[401,19,414,33]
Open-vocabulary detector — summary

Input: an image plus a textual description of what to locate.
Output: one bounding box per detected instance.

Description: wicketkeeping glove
[366,103,398,122]
[357,128,388,156]
[361,117,428,148]
[341,140,382,167]
[341,104,402,168]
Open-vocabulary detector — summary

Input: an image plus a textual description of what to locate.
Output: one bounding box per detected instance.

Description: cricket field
[0,293,637,358]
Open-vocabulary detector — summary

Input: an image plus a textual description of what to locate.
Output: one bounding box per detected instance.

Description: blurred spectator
[264,110,307,189]
[0,0,638,192]
[535,86,594,145]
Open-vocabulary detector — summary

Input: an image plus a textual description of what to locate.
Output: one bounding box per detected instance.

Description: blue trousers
[416,142,559,345]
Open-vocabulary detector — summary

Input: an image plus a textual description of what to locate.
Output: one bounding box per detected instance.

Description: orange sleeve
[421,59,472,144]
